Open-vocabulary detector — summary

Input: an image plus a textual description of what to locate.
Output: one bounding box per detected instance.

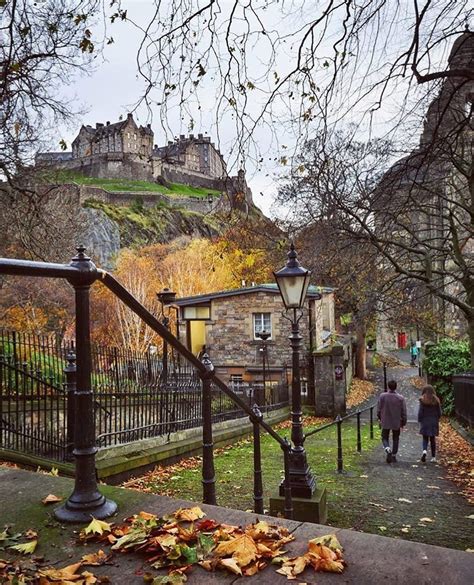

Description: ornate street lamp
[156,287,176,384]
[273,243,316,498]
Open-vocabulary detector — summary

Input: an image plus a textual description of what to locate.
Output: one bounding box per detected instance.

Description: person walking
[418,385,442,463]
[377,379,407,463]
[410,342,419,366]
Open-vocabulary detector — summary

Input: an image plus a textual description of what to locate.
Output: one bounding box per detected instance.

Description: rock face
[78,207,120,269]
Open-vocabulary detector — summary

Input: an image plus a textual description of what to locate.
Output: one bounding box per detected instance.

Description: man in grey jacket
[377,379,407,463]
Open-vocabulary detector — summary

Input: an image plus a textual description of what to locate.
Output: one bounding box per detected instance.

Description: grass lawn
[127,420,376,526]
[46,171,221,198]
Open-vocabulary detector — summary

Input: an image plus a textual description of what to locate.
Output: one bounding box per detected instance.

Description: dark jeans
[381,428,400,454]
[422,435,436,457]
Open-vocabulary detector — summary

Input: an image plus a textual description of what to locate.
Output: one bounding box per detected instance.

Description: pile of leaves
[275,416,330,431]
[439,419,474,503]
[346,378,375,408]
[80,506,346,583]
[372,353,406,368]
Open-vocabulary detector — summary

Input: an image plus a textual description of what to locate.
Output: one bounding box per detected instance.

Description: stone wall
[312,343,351,416]
[55,152,154,181]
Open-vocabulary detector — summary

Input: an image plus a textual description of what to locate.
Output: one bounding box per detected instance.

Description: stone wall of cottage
[203,291,311,373]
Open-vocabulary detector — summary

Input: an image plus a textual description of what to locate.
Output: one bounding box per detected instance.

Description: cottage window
[253,313,272,339]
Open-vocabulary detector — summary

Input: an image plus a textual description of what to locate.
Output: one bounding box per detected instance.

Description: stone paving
[332,362,474,551]
[0,467,473,584]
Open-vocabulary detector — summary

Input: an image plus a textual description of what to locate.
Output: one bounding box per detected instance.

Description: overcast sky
[55,0,461,217]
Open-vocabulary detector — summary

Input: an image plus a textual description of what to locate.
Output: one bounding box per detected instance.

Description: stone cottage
[172,284,336,387]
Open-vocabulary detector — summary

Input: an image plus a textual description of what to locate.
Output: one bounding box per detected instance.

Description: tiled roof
[173,283,334,306]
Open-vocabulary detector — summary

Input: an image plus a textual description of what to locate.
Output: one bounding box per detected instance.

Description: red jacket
[377,391,407,430]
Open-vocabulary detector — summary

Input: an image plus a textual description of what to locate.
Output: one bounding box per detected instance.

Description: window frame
[253,312,272,340]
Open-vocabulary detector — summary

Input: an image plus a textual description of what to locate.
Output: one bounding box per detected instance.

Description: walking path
[331,362,474,550]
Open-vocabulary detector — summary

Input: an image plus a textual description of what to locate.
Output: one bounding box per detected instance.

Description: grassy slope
[136,421,374,521]
[48,171,221,198]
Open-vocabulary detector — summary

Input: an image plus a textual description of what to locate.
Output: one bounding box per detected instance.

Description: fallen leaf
[419,517,434,523]
[83,518,112,536]
[401,528,410,533]
[81,549,111,565]
[38,562,82,580]
[218,557,242,575]
[426,486,440,490]
[41,494,62,505]
[308,534,342,552]
[174,507,205,522]
[214,534,258,567]
[378,526,387,532]
[397,498,412,504]
[8,540,37,555]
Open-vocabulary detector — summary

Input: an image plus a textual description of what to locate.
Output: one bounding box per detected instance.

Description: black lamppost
[156,287,176,384]
[256,329,271,406]
[274,243,316,498]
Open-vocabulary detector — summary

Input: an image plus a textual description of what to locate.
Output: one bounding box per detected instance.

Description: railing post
[200,352,216,506]
[282,438,293,520]
[383,362,387,391]
[336,415,343,473]
[369,405,374,440]
[55,246,117,523]
[251,404,264,514]
[64,350,77,460]
[356,409,362,452]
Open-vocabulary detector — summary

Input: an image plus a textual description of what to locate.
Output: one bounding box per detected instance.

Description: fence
[0,328,289,458]
[305,404,376,473]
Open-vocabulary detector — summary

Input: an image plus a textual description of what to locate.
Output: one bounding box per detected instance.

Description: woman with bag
[418,385,442,463]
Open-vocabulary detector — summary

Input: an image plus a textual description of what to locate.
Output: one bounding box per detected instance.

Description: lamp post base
[279,449,316,498]
[54,493,117,523]
[270,487,328,524]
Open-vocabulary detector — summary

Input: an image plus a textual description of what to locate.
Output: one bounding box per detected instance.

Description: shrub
[423,339,470,415]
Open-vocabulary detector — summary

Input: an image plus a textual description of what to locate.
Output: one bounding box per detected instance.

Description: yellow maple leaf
[174,506,206,522]
[318,558,345,573]
[83,517,112,536]
[214,534,258,567]
[81,570,98,584]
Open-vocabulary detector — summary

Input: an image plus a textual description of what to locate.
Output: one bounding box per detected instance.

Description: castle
[36,114,253,205]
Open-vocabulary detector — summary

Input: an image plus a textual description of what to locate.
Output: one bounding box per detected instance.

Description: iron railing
[305,404,376,473]
[0,329,289,454]
[0,250,295,519]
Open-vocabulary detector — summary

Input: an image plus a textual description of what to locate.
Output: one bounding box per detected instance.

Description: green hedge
[423,339,470,415]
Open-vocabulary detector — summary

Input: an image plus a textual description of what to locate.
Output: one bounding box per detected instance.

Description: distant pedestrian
[377,379,407,463]
[418,385,442,463]
[410,343,419,366]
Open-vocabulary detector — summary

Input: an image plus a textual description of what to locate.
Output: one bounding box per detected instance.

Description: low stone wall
[55,153,154,182]
[96,406,289,484]
[0,407,290,484]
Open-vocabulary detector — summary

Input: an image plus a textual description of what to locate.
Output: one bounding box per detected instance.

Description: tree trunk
[355,324,367,380]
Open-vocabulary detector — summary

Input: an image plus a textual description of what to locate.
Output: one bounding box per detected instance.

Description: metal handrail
[0,253,293,518]
[304,402,376,439]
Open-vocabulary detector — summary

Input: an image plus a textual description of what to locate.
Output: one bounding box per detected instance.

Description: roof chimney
[127,113,133,120]
[147,123,151,128]
[154,144,158,149]
[106,121,110,125]
[96,123,104,129]
[180,134,185,140]
[198,133,203,139]
[189,134,195,139]
[241,280,246,287]
[168,141,173,145]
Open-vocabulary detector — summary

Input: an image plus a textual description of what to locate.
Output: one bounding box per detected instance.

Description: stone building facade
[173,284,335,385]
[154,134,226,179]
[375,31,474,351]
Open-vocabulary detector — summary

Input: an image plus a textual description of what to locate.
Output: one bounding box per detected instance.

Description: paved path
[0,467,473,584]
[331,365,474,550]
